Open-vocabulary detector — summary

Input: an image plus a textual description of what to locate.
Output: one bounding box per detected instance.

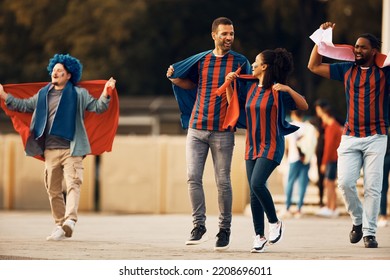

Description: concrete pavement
[0,210,389,260]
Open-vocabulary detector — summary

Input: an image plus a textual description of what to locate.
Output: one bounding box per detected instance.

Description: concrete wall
[99,135,251,214]
[0,134,288,214]
[0,134,96,211]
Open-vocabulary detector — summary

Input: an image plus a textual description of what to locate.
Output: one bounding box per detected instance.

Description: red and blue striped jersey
[245,83,296,163]
[330,63,390,137]
[189,51,249,131]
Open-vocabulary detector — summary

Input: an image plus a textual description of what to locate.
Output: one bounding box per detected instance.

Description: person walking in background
[316,105,343,218]
[166,17,251,251]
[313,99,329,207]
[225,48,308,253]
[308,22,390,248]
[282,110,317,218]
[0,54,116,241]
[379,128,390,227]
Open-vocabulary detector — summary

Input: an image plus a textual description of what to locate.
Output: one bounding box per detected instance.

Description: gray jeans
[186,128,234,229]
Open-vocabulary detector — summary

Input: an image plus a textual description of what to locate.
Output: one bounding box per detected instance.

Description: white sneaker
[378,219,388,228]
[269,220,283,245]
[62,220,76,238]
[46,226,65,241]
[316,207,333,218]
[251,235,267,253]
[331,209,340,218]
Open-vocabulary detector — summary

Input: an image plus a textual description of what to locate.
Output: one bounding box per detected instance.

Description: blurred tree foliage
[0,0,382,118]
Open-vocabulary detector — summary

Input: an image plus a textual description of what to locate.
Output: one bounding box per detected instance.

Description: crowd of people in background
[280,101,343,220]
[281,110,317,219]
[280,98,389,230]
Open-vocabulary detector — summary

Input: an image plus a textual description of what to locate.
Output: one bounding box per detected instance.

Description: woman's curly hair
[260,48,293,89]
[47,54,83,85]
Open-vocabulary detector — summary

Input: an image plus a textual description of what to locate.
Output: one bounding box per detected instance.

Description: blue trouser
[246,157,278,236]
[186,128,234,229]
[285,160,310,211]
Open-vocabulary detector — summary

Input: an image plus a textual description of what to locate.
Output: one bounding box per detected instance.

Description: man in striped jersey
[166,17,250,251]
[308,22,390,248]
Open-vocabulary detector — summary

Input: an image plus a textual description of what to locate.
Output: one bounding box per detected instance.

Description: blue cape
[170,50,251,129]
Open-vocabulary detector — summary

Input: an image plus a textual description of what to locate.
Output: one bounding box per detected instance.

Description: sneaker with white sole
[251,235,267,253]
[316,207,333,217]
[185,225,208,245]
[378,219,388,227]
[269,220,283,245]
[62,219,76,238]
[331,209,340,218]
[46,226,65,241]
[214,228,230,251]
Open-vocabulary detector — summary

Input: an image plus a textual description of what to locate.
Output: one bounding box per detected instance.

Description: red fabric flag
[215,63,245,96]
[222,74,256,130]
[222,79,240,130]
[1,80,119,161]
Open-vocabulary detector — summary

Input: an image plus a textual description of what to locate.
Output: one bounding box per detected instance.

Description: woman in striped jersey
[225,48,308,252]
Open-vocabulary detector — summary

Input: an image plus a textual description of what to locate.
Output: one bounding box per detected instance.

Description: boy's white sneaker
[46,226,65,241]
[62,219,76,238]
[378,219,388,228]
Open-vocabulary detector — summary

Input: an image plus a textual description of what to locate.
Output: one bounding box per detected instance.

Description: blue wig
[47,54,83,85]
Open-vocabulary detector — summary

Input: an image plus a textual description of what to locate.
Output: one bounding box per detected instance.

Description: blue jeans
[285,160,310,211]
[246,157,278,236]
[186,128,234,229]
[337,134,387,236]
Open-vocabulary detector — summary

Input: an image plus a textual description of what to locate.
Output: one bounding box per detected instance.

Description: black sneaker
[363,236,378,248]
[185,225,208,245]
[349,224,363,243]
[214,228,231,251]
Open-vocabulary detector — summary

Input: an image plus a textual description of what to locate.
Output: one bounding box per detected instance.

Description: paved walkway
[0,210,389,260]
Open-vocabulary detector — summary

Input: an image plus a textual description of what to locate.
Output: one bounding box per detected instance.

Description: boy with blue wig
[0,54,116,241]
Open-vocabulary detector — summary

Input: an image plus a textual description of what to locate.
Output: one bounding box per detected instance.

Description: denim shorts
[325,161,337,180]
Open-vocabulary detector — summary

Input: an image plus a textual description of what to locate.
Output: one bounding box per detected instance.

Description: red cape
[222,74,256,130]
[1,80,119,160]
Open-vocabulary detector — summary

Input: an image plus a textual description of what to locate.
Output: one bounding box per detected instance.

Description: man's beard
[219,41,232,52]
[355,58,367,65]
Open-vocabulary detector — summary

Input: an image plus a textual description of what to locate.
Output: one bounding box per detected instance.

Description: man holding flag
[166,17,250,251]
[0,53,118,241]
[308,22,390,248]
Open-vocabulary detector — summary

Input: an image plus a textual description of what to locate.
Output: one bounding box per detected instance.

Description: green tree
[0,0,383,122]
